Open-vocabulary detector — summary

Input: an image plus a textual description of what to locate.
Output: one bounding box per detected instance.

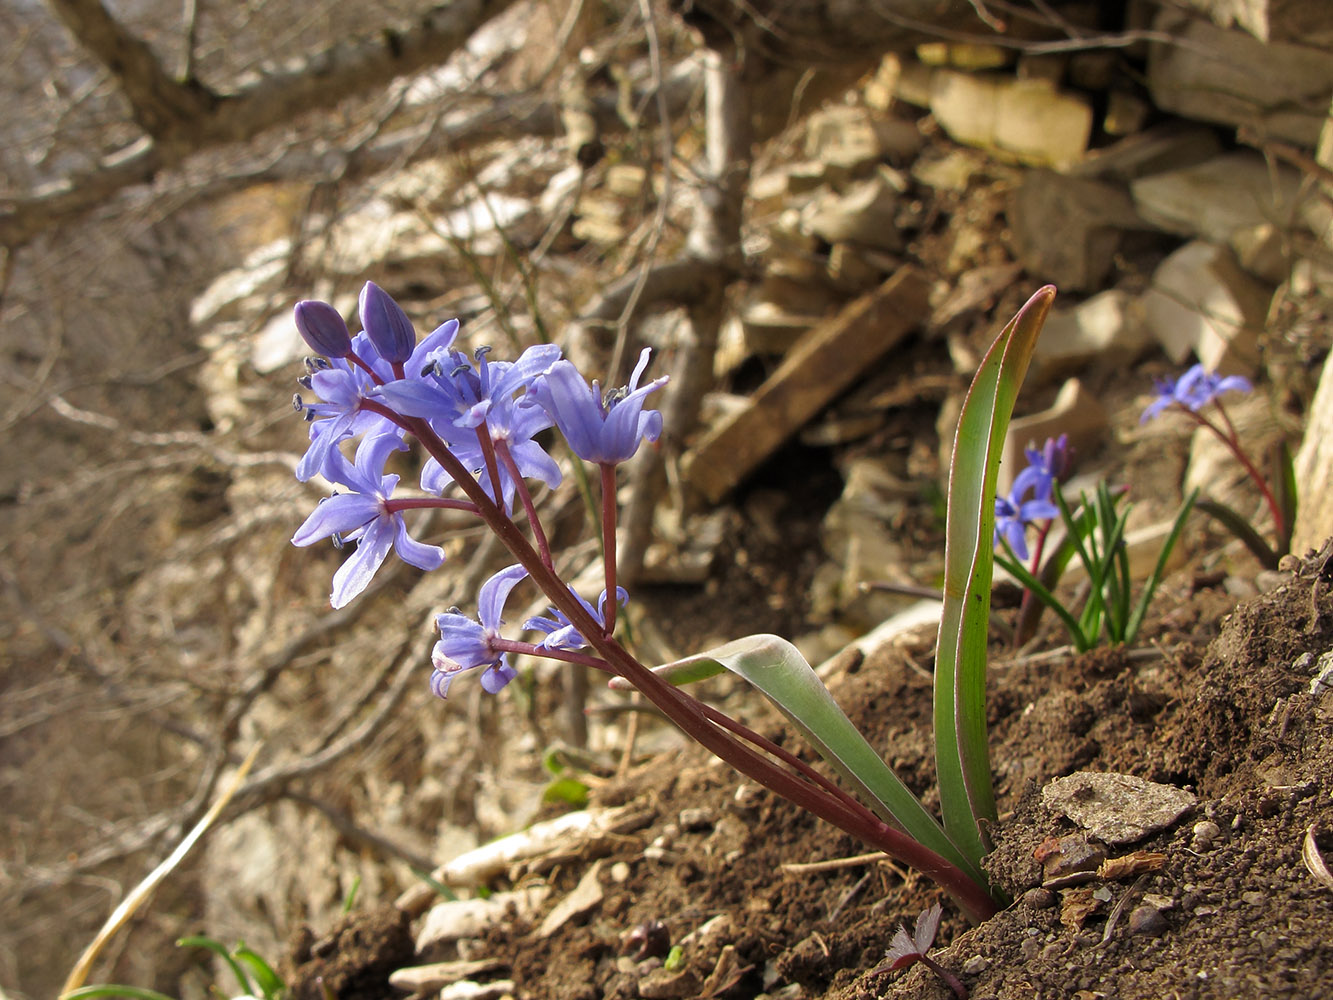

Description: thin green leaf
[1195,498,1278,569]
[615,634,983,884]
[995,545,1093,651]
[341,875,361,915]
[1125,487,1198,642]
[1275,440,1297,556]
[936,285,1054,864]
[61,987,180,1000]
[176,935,253,997]
[233,944,285,1000]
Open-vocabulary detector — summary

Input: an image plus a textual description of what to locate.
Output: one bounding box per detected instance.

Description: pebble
[1128,904,1169,936]
[963,955,989,974]
[679,808,714,832]
[610,861,631,882]
[1022,887,1056,909]
[1191,820,1221,850]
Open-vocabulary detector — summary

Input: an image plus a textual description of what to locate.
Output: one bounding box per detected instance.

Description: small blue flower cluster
[289,281,665,695]
[993,435,1067,561]
[1140,363,1251,423]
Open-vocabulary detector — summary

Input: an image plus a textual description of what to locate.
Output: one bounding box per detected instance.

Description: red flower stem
[600,463,618,636]
[366,400,998,923]
[474,425,505,506]
[920,956,969,999]
[489,637,612,672]
[384,497,479,514]
[1178,403,1284,539]
[347,352,382,383]
[496,439,555,571]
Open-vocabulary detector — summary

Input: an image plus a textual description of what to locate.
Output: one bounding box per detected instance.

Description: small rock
[1141,240,1269,375]
[1191,820,1221,850]
[801,174,905,251]
[929,71,1092,168]
[1030,289,1150,386]
[637,967,701,999]
[1021,887,1056,909]
[999,378,1107,496]
[416,887,550,951]
[538,860,605,937]
[1042,771,1198,845]
[962,955,990,974]
[611,861,632,883]
[439,981,515,1000]
[1008,171,1143,292]
[678,808,714,832]
[1127,904,1169,937]
[1041,835,1109,889]
[389,959,508,992]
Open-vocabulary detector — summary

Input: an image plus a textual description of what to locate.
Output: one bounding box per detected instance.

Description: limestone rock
[1000,379,1107,497]
[929,71,1093,169]
[190,240,291,327]
[1292,348,1333,554]
[1140,240,1270,375]
[804,105,922,170]
[1182,0,1333,47]
[801,173,905,251]
[1148,10,1333,146]
[1008,171,1145,292]
[1030,289,1151,386]
[1130,152,1328,250]
[416,886,550,951]
[1042,772,1197,845]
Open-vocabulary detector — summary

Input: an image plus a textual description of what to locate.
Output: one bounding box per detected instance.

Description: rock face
[1148,9,1333,145]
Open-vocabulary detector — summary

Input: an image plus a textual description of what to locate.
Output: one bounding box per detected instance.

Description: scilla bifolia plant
[1140,363,1295,568]
[287,280,1058,924]
[992,435,1198,651]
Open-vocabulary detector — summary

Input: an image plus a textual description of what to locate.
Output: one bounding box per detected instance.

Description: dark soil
[284,545,1333,999]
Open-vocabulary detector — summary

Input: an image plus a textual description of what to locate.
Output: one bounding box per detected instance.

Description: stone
[538,861,604,937]
[929,70,1093,169]
[1181,0,1333,50]
[1130,152,1328,248]
[1128,904,1169,936]
[1148,9,1333,146]
[389,960,508,993]
[686,268,930,503]
[190,240,292,327]
[1008,171,1145,292]
[1029,289,1151,386]
[1073,124,1223,183]
[1104,90,1150,136]
[999,379,1108,496]
[416,886,550,950]
[1292,348,1333,554]
[1042,771,1198,845]
[804,105,922,169]
[1140,240,1270,375]
[801,174,905,251]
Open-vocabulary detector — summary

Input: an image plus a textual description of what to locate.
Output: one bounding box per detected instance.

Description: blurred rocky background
[3,1,1333,997]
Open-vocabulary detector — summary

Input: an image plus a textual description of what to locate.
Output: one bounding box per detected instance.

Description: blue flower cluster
[993,435,1066,561]
[289,282,666,700]
[1140,363,1251,423]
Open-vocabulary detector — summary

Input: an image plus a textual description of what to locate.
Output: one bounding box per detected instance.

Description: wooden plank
[685,266,931,503]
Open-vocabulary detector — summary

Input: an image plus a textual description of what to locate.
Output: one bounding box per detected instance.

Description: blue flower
[524,586,628,650]
[993,489,1058,561]
[375,342,564,508]
[359,281,416,364]
[430,564,529,697]
[294,300,353,358]
[291,432,446,608]
[291,301,459,482]
[525,348,667,465]
[1011,434,1068,507]
[1140,363,1252,423]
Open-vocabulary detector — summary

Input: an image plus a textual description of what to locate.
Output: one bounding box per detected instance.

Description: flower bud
[359,281,415,364]
[293,300,353,358]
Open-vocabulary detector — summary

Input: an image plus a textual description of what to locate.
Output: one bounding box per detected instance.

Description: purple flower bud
[358,281,416,364]
[294,300,353,358]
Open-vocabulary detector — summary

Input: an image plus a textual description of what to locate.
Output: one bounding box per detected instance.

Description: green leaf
[176,935,252,997]
[61,988,180,1000]
[1195,498,1277,569]
[233,944,285,1000]
[936,285,1054,866]
[543,776,591,807]
[614,634,983,885]
[1124,487,1198,643]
